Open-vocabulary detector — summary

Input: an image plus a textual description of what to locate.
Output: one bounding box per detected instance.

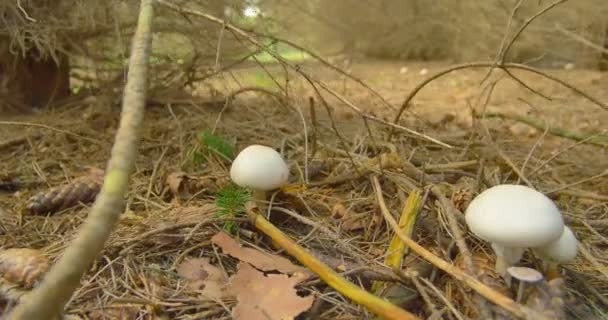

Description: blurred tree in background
[1,0,607,111]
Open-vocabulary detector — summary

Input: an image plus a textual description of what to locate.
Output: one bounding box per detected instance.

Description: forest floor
[0,60,607,319]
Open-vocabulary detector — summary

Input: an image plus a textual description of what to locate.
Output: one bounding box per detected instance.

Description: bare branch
[7,0,155,318]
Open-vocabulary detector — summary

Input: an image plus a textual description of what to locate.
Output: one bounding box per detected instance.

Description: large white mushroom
[230,144,290,203]
[533,225,578,279]
[464,184,564,277]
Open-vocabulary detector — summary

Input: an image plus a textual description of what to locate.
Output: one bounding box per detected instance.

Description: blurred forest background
[1,0,607,111]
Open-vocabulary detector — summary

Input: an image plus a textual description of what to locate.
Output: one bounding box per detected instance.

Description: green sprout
[215,184,251,233]
[192,129,235,165]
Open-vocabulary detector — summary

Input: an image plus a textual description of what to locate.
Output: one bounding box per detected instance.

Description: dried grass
[0,1,607,319]
[1,57,607,318]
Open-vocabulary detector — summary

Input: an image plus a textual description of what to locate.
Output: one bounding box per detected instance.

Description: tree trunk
[600,26,608,72]
[0,44,71,111]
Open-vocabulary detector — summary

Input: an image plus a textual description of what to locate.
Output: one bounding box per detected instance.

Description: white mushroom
[230,144,290,202]
[506,266,544,302]
[533,226,578,279]
[464,184,564,277]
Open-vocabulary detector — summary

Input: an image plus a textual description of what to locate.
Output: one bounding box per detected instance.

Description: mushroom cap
[533,226,578,263]
[230,144,289,191]
[465,184,564,248]
[506,266,544,283]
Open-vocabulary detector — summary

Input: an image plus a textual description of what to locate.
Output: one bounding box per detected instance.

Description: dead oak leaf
[331,203,348,219]
[211,232,310,276]
[0,248,49,288]
[229,262,314,320]
[166,171,188,196]
[176,257,227,301]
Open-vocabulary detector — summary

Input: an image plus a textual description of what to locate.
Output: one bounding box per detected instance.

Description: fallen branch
[372,189,422,294]
[244,202,420,320]
[7,0,155,318]
[0,121,103,146]
[480,112,608,147]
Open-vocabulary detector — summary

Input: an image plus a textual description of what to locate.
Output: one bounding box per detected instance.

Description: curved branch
[7,0,155,319]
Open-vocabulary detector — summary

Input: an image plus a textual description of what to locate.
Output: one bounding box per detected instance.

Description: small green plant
[192,129,235,164]
[215,184,251,233]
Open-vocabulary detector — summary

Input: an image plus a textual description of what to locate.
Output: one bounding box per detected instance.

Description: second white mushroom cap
[230,144,290,191]
[533,226,578,263]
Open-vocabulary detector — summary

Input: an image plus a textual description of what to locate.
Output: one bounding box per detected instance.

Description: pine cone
[0,248,49,288]
[26,168,103,215]
[451,177,476,212]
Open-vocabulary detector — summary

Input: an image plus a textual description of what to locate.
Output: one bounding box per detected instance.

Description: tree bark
[7,0,154,318]
[599,26,608,72]
[0,43,70,111]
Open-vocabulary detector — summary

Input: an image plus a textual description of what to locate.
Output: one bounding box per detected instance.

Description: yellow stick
[372,190,422,295]
[245,202,420,320]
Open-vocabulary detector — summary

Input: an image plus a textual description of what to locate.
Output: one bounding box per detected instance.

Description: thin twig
[0,121,104,145]
[154,0,451,149]
[546,170,608,195]
[387,61,608,141]
[499,0,569,61]
[481,112,608,147]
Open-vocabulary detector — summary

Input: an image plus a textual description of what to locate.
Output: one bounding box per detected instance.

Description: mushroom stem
[252,190,267,203]
[506,266,544,304]
[543,261,561,280]
[492,244,525,277]
[515,281,526,302]
[252,190,268,214]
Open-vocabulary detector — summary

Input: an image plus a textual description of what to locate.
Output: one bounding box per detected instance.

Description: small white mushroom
[465,184,564,277]
[507,266,544,302]
[533,226,578,279]
[230,144,290,203]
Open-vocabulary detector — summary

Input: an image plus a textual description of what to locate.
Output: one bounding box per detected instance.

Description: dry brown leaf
[0,248,49,288]
[331,203,348,219]
[166,171,188,196]
[211,232,310,276]
[176,257,228,300]
[229,262,314,320]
